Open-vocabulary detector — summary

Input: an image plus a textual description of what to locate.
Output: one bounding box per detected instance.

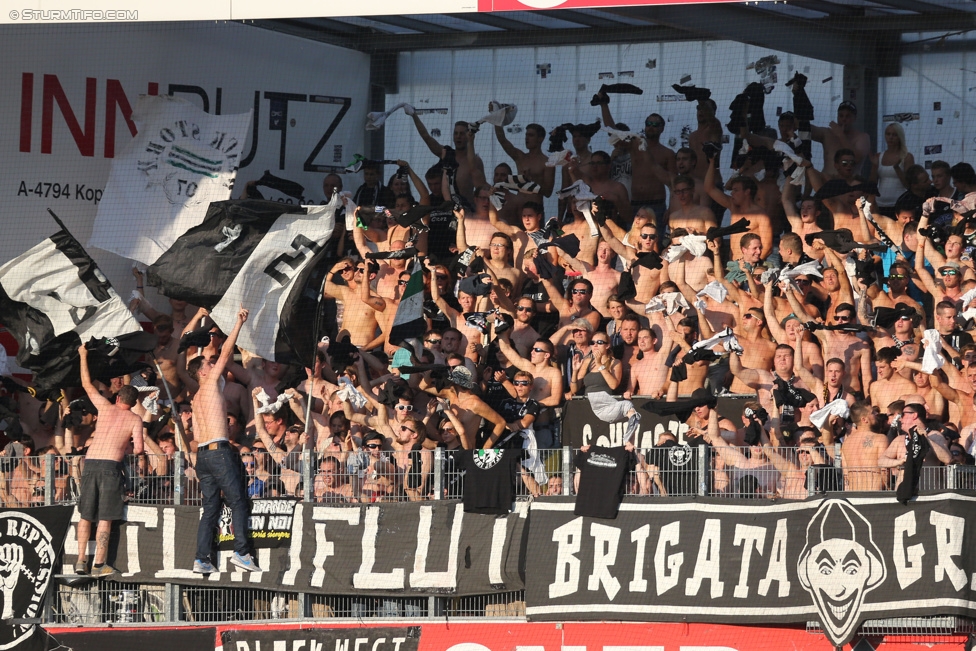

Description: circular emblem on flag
[0,512,57,649]
[473,449,504,470]
[137,120,239,207]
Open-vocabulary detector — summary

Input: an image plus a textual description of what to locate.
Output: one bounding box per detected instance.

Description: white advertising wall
[0,21,369,292]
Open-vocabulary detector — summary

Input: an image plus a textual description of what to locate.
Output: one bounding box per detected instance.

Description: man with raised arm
[410,115,484,205]
[74,345,144,578]
[189,307,260,575]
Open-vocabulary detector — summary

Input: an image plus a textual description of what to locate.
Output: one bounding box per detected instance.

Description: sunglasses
[355,268,365,274]
[513,380,531,386]
[645,120,664,127]
[435,274,449,281]
[797,450,811,456]
[640,233,656,240]
[426,338,442,344]
[743,313,757,320]
[365,443,382,449]
[838,160,856,167]
[398,280,409,286]
[941,269,959,276]
[341,266,353,273]
[244,462,255,467]
[532,347,549,354]
[834,315,851,322]
[489,243,508,248]
[888,274,906,280]
[400,425,417,434]
[571,289,590,295]
[395,404,414,411]
[517,306,534,312]
[592,340,608,345]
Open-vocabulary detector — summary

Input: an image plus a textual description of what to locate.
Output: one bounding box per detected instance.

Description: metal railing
[6,447,976,509]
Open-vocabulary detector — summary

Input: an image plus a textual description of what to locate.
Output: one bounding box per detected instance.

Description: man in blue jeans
[188,306,260,574]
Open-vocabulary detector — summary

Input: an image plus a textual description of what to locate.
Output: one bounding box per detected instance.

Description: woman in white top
[870,122,915,210]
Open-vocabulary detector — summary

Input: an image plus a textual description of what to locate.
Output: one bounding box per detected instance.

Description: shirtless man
[805,303,872,396]
[727,307,776,394]
[506,297,541,358]
[879,405,952,486]
[668,176,716,234]
[730,344,810,414]
[149,314,182,398]
[494,122,555,211]
[482,233,525,296]
[807,154,876,244]
[782,181,824,261]
[188,307,260,574]
[458,194,497,254]
[841,401,891,490]
[497,334,563,408]
[545,277,603,332]
[599,222,663,305]
[587,240,621,317]
[916,250,965,306]
[870,346,917,409]
[625,328,672,399]
[73,346,143,578]
[422,366,506,449]
[704,167,773,260]
[764,292,824,379]
[599,101,674,231]
[489,201,548,266]
[411,117,484,205]
[687,99,724,181]
[325,260,381,349]
[811,101,872,178]
[568,150,632,225]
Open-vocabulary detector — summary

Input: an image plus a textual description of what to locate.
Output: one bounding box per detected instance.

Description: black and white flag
[0,229,148,395]
[147,197,337,365]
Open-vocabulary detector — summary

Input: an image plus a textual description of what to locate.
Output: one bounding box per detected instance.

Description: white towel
[365,102,415,131]
[336,379,367,410]
[340,192,358,231]
[959,287,976,310]
[779,260,823,284]
[772,139,806,167]
[214,224,242,253]
[476,101,518,128]
[546,150,573,167]
[559,180,599,238]
[645,292,689,315]
[603,126,647,151]
[697,280,728,305]
[255,388,289,415]
[921,328,945,374]
[664,235,708,262]
[519,428,549,485]
[692,327,742,355]
[810,398,850,430]
[922,191,976,218]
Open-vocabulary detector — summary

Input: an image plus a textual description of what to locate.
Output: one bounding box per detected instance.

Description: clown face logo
[797,500,886,646]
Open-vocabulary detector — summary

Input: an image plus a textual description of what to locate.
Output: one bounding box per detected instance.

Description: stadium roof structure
[257,0,976,75]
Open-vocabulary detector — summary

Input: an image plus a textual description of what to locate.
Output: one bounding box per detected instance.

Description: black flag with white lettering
[0,506,74,651]
[0,229,150,397]
[147,197,337,366]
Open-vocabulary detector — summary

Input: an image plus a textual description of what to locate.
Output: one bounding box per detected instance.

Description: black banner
[219,499,296,549]
[221,626,421,651]
[0,506,73,651]
[524,495,976,647]
[562,396,749,449]
[61,501,525,596]
[52,627,215,651]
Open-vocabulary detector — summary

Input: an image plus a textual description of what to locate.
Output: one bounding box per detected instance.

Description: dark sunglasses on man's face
[640,233,656,240]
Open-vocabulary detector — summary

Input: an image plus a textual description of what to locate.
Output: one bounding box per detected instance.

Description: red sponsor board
[192,621,967,651]
[478,0,747,13]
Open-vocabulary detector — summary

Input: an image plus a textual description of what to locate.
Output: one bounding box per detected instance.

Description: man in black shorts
[75,345,144,578]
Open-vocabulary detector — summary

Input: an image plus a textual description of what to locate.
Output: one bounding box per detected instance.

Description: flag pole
[153,358,188,453]
[46,208,72,236]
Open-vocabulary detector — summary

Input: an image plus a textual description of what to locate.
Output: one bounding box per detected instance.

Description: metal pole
[44,453,55,506]
[433,447,444,500]
[697,445,707,497]
[561,446,572,495]
[302,449,314,503]
[154,359,187,452]
[173,453,184,506]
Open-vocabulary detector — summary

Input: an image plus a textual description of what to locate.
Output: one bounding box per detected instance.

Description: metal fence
[7,447,976,509]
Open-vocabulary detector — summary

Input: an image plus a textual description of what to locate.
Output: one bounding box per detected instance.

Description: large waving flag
[389,259,427,345]
[147,197,337,366]
[90,94,253,265]
[0,220,154,396]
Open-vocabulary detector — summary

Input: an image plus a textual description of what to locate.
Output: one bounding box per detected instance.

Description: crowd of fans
[3,75,976,507]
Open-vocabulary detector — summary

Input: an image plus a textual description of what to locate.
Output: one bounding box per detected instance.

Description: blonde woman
[870,122,915,211]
